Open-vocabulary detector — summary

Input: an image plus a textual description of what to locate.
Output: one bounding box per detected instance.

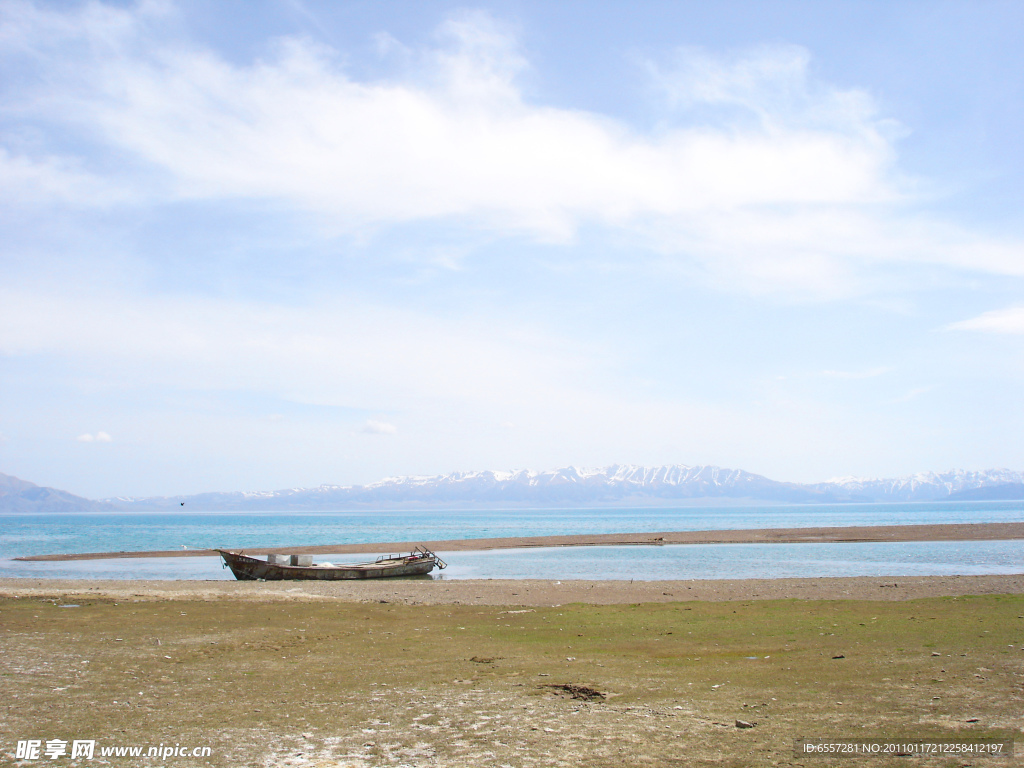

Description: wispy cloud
[77,431,113,442]
[0,148,127,205]
[890,386,932,404]
[650,44,893,135]
[2,4,1020,296]
[947,306,1024,335]
[820,367,890,380]
[361,420,397,435]
[0,287,592,412]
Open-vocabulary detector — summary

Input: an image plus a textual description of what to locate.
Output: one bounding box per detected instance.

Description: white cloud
[0,148,126,205]
[80,40,891,230]
[0,287,592,413]
[361,420,397,435]
[820,367,890,380]
[77,431,113,442]
[650,44,892,136]
[891,387,932,403]
[1,285,783,480]
[4,3,1019,295]
[947,306,1024,335]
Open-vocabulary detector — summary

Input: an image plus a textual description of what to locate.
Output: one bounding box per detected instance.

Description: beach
[4,522,1022,766]
[3,582,1020,767]
[2,572,1023,606]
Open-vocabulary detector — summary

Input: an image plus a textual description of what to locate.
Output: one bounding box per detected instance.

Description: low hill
[0,472,113,513]
[947,483,1024,501]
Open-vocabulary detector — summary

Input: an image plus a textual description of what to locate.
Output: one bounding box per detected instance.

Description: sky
[1,0,1022,498]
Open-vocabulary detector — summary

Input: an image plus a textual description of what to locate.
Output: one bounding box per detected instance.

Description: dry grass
[2,594,1021,767]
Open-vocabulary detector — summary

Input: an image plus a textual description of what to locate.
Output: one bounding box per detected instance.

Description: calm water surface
[2,500,1023,559]
[1,501,1021,580]
[1,540,1020,581]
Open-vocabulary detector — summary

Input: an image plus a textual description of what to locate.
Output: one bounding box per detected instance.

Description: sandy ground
[1,573,1022,605]
[3,587,1021,767]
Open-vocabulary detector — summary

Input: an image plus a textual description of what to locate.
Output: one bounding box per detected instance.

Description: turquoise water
[3,500,1023,560]
[1,501,1021,580]
[1,540,1020,581]
[439,540,1023,581]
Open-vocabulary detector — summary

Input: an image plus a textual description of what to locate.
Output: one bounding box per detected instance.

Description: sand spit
[15,520,1024,561]
[7,522,1020,606]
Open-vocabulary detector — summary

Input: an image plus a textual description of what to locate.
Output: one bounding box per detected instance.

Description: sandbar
[14,520,1024,561]
[6,522,1021,605]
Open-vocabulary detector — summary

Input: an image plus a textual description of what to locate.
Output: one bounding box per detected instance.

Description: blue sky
[1,0,1022,498]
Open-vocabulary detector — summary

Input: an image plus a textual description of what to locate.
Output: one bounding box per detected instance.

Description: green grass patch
[1,595,1020,766]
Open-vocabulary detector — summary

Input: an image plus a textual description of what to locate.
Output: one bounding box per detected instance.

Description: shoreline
[14,520,1024,562]
[1,573,1021,605]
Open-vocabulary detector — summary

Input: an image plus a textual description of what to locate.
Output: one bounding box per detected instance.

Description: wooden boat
[215,546,446,581]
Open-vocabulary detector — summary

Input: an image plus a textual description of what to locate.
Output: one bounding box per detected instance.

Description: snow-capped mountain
[336,464,818,504]
[813,468,1024,502]
[100,464,1024,510]
[101,464,824,510]
[6,464,1023,512]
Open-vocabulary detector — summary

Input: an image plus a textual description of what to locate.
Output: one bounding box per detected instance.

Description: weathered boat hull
[215,549,443,581]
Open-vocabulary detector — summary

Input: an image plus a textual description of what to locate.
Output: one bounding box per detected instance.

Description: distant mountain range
[0,472,115,513]
[4,464,1024,513]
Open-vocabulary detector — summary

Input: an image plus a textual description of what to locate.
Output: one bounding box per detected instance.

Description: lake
[1,500,1021,580]
[1,539,1022,581]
